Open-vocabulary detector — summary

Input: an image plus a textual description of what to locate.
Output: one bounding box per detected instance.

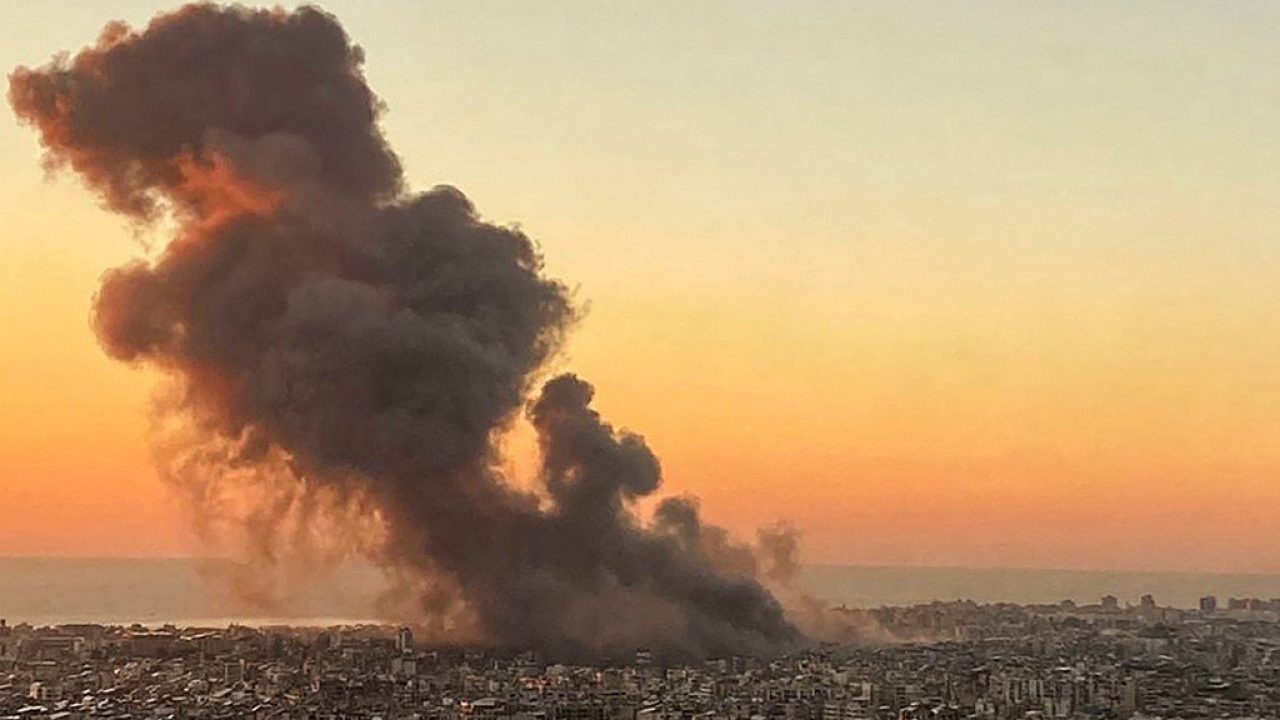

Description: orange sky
[2,0,1280,572]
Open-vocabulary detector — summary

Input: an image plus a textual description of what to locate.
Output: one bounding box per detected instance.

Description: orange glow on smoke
[174,152,285,222]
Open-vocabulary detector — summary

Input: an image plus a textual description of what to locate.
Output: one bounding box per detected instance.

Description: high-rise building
[396,627,414,654]
[1199,596,1217,613]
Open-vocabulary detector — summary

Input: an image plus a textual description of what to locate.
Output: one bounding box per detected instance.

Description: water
[3,557,1279,626]
[802,564,1280,609]
[0,557,385,627]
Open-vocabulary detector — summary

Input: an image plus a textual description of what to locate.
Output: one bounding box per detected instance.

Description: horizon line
[2,554,1278,580]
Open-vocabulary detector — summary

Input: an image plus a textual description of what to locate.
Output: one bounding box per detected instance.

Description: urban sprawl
[4,595,1280,719]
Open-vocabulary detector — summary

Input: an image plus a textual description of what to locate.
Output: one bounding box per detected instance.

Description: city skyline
[3,0,1280,576]
[6,595,1280,718]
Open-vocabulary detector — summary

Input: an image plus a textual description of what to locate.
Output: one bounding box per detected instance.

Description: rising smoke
[9,3,806,658]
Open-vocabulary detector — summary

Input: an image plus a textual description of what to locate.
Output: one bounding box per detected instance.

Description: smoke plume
[10,3,803,658]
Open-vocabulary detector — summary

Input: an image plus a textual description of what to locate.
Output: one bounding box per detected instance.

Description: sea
[2,557,1279,627]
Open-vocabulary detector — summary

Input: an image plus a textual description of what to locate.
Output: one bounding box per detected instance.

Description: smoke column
[9,4,802,658]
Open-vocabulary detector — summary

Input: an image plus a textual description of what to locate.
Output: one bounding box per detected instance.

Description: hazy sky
[2,1,1279,572]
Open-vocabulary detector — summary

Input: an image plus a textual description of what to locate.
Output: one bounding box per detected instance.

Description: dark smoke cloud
[10,3,802,659]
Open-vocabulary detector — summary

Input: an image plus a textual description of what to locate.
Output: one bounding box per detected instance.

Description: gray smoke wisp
[9,3,805,659]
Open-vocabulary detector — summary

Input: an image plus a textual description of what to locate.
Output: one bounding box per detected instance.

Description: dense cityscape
[3,595,1280,720]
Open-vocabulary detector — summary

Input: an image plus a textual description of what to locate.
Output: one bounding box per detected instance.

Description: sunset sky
[2,0,1279,572]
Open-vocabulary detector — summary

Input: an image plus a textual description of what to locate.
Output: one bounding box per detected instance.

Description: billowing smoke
[10,4,803,658]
